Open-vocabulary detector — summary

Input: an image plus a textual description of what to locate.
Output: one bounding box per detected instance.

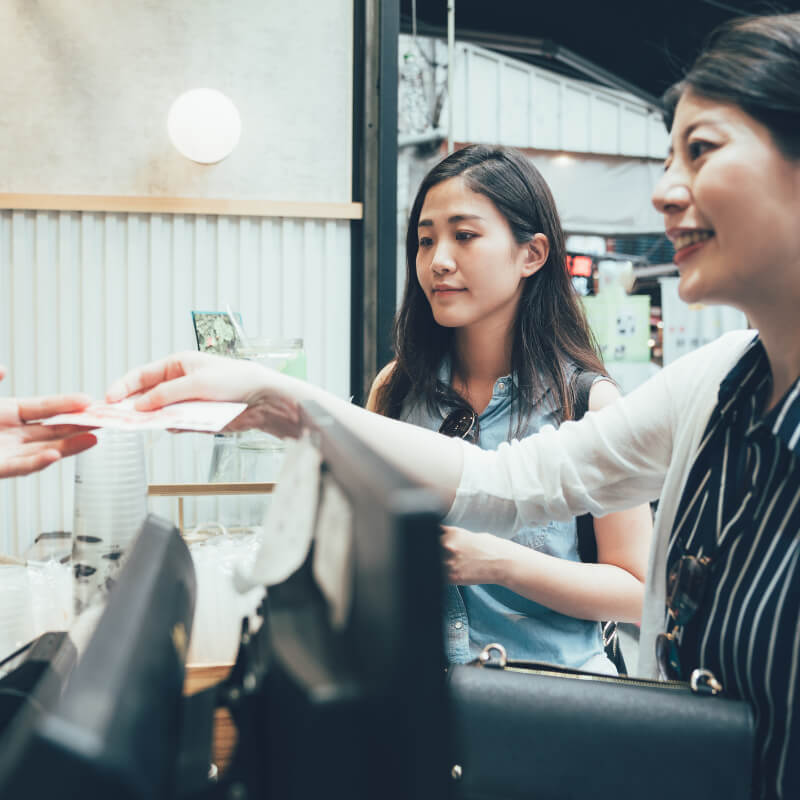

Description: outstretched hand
[0,368,97,479]
[106,351,305,439]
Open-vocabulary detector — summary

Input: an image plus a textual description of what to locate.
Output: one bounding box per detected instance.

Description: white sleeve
[445,356,681,532]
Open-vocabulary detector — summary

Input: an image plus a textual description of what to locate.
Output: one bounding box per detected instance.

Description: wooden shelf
[148,482,275,533]
[148,482,275,497]
[0,193,363,220]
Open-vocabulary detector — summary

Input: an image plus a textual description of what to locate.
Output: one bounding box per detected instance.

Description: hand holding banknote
[106,350,306,439]
[0,366,97,479]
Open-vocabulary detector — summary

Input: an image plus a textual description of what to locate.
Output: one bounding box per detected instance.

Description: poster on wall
[581,294,651,363]
[659,277,748,365]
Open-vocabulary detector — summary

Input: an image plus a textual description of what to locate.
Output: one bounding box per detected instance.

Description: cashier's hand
[440,525,506,585]
[0,367,97,479]
[106,351,304,439]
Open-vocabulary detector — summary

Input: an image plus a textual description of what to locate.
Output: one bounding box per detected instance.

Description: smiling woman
[653,94,800,313]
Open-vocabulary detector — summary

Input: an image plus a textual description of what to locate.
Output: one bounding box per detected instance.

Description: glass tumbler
[235,338,306,451]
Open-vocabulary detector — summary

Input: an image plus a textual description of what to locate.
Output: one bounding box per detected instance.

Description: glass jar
[236,338,306,379]
[235,338,306,450]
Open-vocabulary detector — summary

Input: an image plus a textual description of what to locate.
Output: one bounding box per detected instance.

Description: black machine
[0,400,449,799]
[199,400,450,799]
[0,513,196,799]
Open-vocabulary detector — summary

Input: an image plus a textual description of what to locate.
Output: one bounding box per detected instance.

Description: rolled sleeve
[445,366,675,532]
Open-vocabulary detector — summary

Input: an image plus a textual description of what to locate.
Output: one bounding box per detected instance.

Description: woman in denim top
[368,145,652,669]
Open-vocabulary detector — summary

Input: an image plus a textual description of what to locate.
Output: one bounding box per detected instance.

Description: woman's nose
[431,244,455,274]
[652,169,691,215]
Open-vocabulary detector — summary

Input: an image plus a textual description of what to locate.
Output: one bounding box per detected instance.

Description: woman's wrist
[483,534,518,585]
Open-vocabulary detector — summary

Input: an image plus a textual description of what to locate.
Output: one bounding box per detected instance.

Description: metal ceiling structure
[400,0,798,107]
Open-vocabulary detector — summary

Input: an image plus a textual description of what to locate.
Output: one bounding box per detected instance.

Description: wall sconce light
[167,88,241,164]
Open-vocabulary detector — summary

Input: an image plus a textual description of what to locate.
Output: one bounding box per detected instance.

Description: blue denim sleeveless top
[402,364,605,666]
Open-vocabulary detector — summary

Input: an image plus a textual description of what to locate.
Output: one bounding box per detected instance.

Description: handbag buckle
[478,642,508,669]
[689,668,723,696]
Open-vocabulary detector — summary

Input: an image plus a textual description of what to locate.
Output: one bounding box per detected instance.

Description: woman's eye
[419,237,433,248]
[688,140,714,160]
[455,231,476,241]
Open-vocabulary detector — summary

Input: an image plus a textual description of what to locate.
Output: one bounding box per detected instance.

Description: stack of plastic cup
[0,566,35,664]
[72,430,148,616]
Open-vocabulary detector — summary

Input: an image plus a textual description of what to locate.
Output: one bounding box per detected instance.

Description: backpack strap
[572,371,602,564]
[572,370,628,675]
[572,370,599,422]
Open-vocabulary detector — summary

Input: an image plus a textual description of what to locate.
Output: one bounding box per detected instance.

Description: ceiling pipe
[447,0,455,154]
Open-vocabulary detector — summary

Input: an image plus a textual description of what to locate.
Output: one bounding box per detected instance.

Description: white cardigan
[445,329,757,677]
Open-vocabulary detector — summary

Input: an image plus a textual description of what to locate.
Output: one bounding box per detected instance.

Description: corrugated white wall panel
[562,86,591,152]
[591,95,621,155]
[620,106,650,157]
[532,74,562,150]
[470,50,501,144]
[501,63,530,147]
[0,210,351,554]
[648,113,670,159]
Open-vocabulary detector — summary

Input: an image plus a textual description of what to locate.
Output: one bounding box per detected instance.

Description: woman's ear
[521,233,550,278]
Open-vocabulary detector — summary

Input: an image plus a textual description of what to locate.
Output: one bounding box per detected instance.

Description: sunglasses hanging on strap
[439,406,480,444]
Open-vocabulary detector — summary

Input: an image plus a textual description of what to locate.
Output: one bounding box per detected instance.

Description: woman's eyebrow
[418,213,484,228]
[679,117,726,142]
[448,213,484,223]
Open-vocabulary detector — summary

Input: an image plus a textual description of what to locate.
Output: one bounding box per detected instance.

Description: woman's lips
[674,238,712,266]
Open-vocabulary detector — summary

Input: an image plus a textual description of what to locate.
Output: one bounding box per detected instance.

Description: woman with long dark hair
[367,145,652,668]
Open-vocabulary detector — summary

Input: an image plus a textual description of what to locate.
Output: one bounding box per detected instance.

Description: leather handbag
[446,643,755,800]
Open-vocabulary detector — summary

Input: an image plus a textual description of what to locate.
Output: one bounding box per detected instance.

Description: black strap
[572,371,628,675]
[573,372,600,564]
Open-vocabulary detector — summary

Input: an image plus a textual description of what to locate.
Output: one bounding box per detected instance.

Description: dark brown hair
[374,144,606,433]
[663,12,800,160]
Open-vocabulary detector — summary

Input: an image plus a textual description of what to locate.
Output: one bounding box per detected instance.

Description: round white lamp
[167,88,241,164]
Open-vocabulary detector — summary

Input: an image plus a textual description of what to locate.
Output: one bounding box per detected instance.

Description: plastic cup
[0,566,35,663]
[72,430,148,615]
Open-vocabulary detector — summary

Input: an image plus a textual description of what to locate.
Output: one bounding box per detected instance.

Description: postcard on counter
[41,398,247,432]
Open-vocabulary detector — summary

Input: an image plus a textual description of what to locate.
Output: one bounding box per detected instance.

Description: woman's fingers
[56,431,98,457]
[0,433,98,479]
[132,372,220,411]
[17,423,96,443]
[0,448,62,479]
[106,356,188,403]
[14,393,92,424]
[107,351,226,405]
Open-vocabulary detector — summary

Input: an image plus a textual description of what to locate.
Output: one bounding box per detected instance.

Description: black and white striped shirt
[668,336,800,800]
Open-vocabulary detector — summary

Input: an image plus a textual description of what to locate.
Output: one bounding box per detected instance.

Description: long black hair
[374,144,606,434]
[663,12,800,160]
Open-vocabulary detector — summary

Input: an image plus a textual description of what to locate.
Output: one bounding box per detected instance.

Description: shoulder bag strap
[572,371,600,563]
